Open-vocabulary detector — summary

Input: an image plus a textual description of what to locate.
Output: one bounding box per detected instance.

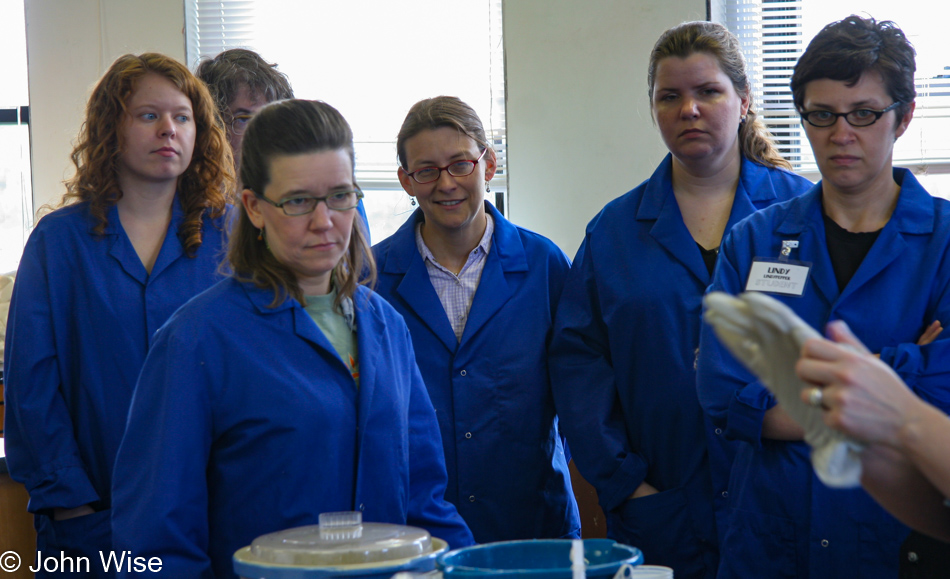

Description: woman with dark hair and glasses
[697,15,949,578]
[111,99,473,578]
[372,96,580,543]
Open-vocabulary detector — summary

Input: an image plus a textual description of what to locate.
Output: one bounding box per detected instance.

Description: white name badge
[745,259,810,296]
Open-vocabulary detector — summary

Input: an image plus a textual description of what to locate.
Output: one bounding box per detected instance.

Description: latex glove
[703,291,864,488]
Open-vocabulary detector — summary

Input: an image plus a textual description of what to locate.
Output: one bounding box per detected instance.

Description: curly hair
[229,99,375,308]
[194,48,294,124]
[60,53,234,255]
[648,21,791,171]
[791,16,916,121]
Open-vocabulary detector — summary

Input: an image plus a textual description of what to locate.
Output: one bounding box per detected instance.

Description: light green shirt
[304,288,359,389]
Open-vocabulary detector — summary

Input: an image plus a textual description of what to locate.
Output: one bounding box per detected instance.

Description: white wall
[504,0,707,255]
[25,0,185,210]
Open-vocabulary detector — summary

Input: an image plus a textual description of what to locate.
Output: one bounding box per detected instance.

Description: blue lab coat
[356,199,370,244]
[372,202,580,543]
[111,279,474,579]
[549,154,810,578]
[696,168,950,578]
[3,199,227,577]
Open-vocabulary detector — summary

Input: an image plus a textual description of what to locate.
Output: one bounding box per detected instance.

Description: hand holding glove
[703,291,863,488]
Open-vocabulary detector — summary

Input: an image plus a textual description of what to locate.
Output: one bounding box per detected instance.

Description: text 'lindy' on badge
[745,259,810,296]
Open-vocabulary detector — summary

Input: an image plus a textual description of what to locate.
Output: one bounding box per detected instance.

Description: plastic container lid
[242,511,434,567]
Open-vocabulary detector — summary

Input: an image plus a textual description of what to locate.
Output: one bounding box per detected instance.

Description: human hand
[916,320,943,346]
[797,320,925,449]
[703,291,863,487]
[53,504,95,521]
[627,481,659,500]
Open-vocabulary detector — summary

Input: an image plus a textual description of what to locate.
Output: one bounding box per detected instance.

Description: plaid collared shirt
[414,215,494,343]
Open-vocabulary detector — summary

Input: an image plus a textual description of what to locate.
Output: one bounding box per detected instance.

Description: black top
[823,212,882,292]
[900,531,950,579]
[697,242,719,277]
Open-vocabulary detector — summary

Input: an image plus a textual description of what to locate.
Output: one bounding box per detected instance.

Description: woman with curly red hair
[3,52,233,578]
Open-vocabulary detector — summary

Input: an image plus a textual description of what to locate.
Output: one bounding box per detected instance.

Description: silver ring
[806,387,824,409]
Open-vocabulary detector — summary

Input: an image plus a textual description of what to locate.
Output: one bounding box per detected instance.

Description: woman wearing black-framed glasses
[697,15,950,579]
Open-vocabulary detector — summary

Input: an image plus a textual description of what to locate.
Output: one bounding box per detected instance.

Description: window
[714,0,950,199]
[184,0,507,242]
[0,0,32,273]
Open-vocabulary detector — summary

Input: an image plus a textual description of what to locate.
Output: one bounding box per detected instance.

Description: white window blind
[0,0,32,273]
[184,0,507,241]
[185,1,258,67]
[713,0,950,190]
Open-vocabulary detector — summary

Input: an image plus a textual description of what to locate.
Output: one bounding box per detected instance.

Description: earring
[410,197,416,206]
[486,183,491,193]
[257,228,264,241]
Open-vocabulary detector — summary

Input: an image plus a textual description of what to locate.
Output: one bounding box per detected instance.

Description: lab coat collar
[885,168,935,234]
[837,169,933,303]
[381,202,528,274]
[774,168,935,305]
[382,209,457,349]
[635,154,780,221]
[637,154,776,284]
[239,280,381,384]
[106,194,186,284]
[240,280,384,472]
[383,201,526,351]
[776,168,934,236]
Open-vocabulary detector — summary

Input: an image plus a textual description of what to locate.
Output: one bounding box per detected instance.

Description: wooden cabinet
[1,380,37,578]
[569,459,607,539]
[0,473,35,578]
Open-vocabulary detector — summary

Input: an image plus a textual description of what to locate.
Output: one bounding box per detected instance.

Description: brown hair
[791,16,915,121]
[58,53,233,255]
[648,21,792,171]
[229,99,375,307]
[194,48,294,123]
[396,96,490,170]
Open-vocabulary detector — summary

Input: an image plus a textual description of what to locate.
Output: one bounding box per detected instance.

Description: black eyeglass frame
[253,187,364,216]
[404,148,488,185]
[799,102,902,128]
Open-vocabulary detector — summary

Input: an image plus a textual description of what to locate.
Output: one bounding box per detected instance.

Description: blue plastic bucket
[437,539,642,578]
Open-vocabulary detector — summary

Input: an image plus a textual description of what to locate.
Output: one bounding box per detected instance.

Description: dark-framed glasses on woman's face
[800,102,902,128]
[405,148,488,184]
[255,188,364,216]
[231,114,254,135]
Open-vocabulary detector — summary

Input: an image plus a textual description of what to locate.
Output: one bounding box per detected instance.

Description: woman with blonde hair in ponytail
[549,20,811,579]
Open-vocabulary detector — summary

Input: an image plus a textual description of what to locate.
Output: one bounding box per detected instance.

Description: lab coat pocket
[720,507,797,578]
[36,508,113,576]
[609,487,701,570]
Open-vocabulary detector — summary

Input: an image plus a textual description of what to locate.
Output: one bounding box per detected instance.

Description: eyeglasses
[255,188,364,216]
[799,102,902,128]
[404,149,488,184]
[230,114,254,135]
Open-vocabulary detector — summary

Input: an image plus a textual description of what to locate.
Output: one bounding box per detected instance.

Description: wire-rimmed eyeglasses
[254,188,364,216]
[230,114,254,135]
[404,149,488,184]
